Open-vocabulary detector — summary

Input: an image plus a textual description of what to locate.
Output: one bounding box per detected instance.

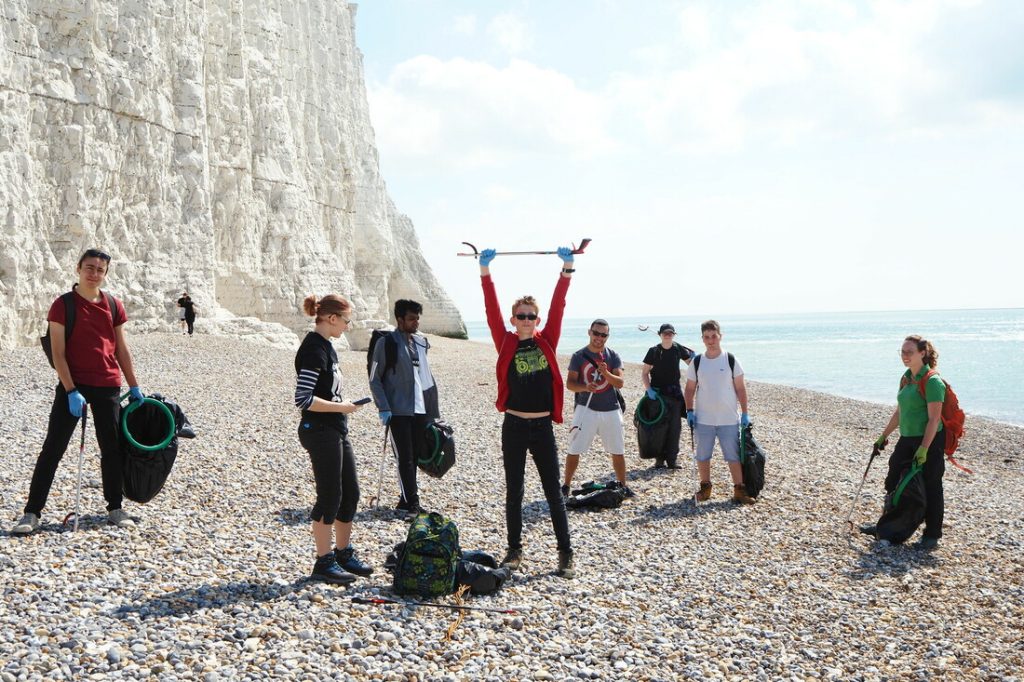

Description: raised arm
[478,249,506,351]
[541,247,574,349]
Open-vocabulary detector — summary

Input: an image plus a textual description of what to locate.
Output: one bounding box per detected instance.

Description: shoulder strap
[727,352,735,377]
[693,354,701,376]
[384,333,398,373]
[61,292,77,342]
[916,369,939,400]
[103,291,121,326]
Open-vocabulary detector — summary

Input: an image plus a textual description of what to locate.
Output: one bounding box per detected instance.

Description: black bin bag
[634,395,668,459]
[875,464,926,544]
[121,393,195,504]
[740,423,767,498]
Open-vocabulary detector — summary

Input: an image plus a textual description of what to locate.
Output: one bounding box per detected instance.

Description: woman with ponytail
[294,294,373,583]
[863,335,947,550]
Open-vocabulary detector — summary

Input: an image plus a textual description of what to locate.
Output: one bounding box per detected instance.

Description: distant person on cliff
[860,335,948,551]
[563,319,632,497]
[641,323,695,469]
[368,299,440,517]
[177,292,198,336]
[294,294,373,584]
[683,320,756,505]
[479,246,576,579]
[12,248,146,535]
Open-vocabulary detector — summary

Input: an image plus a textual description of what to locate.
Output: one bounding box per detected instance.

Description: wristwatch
[561,268,575,274]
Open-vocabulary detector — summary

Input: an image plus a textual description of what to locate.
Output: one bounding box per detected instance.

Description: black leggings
[884,434,946,539]
[501,414,571,553]
[25,384,124,515]
[298,420,360,524]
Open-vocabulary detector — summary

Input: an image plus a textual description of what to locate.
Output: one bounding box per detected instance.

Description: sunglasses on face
[515,313,538,321]
[590,330,609,338]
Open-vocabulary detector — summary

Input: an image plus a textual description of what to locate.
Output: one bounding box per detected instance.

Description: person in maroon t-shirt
[11,249,146,535]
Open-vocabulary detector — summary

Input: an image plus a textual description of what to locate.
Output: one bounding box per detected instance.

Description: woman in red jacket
[480,246,576,579]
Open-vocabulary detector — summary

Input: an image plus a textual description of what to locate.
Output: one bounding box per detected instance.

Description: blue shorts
[694,424,740,463]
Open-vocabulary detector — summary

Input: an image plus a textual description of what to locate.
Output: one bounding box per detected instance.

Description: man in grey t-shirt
[563,319,633,497]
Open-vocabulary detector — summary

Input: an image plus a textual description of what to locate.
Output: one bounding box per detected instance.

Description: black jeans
[884,435,946,539]
[26,384,124,516]
[298,419,360,524]
[185,314,195,335]
[388,415,428,507]
[501,414,571,553]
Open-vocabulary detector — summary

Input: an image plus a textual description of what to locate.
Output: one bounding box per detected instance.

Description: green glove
[874,434,888,450]
[914,446,928,466]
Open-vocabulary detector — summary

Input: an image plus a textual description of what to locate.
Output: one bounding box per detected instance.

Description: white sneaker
[107,509,136,528]
[11,513,41,535]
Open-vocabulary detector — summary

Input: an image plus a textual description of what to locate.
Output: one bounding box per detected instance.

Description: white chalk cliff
[0,1,465,349]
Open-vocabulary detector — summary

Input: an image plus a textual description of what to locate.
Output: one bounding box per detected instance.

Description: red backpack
[901,370,971,474]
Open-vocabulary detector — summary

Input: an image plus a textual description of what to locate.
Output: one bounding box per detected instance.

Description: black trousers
[388,414,428,507]
[501,414,571,553]
[25,384,124,516]
[298,419,360,524]
[884,434,946,539]
[185,314,195,335]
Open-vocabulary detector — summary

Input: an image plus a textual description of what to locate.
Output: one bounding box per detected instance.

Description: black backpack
[40,289,118,368]
[565,481,628,510]
[366,329,398,377]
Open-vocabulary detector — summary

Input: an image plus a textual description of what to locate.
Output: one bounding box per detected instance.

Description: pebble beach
[1,332,1022,681]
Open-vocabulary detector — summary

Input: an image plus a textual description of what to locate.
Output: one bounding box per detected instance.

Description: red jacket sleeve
[481,274,507,352]
[540,274,570,351]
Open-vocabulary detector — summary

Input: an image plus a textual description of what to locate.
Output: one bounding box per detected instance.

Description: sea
[465,308,1024,427]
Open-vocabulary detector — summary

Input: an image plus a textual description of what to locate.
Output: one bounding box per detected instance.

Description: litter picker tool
[352,596,522,615]
[689,425,700,507]
[457,238,592,258]
[367,424,391,510]
[62,405,88,532]
[843,443,882,533]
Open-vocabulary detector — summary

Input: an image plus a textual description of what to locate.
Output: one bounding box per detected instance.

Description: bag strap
[915,369,939,400]
[693,352,735,381]
[61,291,77,343]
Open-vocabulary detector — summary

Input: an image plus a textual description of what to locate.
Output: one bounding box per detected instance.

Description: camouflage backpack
[393,512,461,597]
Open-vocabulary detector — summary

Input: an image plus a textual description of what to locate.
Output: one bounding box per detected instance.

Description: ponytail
[302,294,351,322]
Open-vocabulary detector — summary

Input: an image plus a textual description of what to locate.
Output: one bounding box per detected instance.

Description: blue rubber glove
[67,390,86,418]
[914,446,928,466]
[379,410,392,426]
[557,246,574,264]
[645,388,657,400]
[740,412,750,427]
[129,386,145,404]
[686,410,696,429]
[478,249,496,267]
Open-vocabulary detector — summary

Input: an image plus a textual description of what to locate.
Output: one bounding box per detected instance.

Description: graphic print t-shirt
[294,332,345,432]
[506,338,553,413]
[568,347,622,412]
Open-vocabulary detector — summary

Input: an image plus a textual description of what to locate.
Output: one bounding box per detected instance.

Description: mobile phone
[353,397,372,405]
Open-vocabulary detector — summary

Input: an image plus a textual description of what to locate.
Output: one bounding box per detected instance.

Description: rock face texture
[0,1,464,349]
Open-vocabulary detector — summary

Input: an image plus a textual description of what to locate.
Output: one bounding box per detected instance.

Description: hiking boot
[913,536,939,551]
[694,481,713,502]
[859,524,878,536]
[500,547,523,571]
[11,513,41,535]
[733,484,756,505]
[334,545,373,577]
[108,509,136,528]
[311,552,357,585]
[556,550,575,579]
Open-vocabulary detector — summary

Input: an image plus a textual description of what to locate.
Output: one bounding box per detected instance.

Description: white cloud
[487,13,531,54]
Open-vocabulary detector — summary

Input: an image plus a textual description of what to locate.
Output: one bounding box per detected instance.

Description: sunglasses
[590,329,609,338]
[515,313,538,321]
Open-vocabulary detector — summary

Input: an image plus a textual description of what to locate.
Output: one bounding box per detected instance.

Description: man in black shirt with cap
[641,323,695,469]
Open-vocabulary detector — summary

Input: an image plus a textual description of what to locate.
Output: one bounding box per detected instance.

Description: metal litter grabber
[843,443,882,533]
[62,405,88,532]
[366,424,391,510]
[457,238,592,258]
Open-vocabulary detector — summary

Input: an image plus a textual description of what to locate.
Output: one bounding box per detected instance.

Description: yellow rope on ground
[443,584,472,642]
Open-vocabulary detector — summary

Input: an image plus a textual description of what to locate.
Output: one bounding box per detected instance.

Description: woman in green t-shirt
[866,335,947,550]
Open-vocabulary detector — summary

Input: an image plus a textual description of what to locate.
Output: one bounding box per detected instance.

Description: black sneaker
[311,552,356,585]
[621,486,637,499]
[396,499,424,519]
[500,547,523,571]
[913,536,939,551]
[334,545,373,577]
[557,550,575,579]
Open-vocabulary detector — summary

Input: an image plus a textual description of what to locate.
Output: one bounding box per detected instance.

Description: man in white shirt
[683,320,755,505]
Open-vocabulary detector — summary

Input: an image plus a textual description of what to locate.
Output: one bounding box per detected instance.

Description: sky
[354,0,1024,321]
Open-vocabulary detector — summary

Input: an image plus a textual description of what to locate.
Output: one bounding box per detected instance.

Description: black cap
[658,323,675,334]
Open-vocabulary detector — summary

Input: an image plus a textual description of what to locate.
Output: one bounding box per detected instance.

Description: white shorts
[567,405,625,455]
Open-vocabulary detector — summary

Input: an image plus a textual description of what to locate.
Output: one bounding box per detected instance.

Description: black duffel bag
[419,419,455,478]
